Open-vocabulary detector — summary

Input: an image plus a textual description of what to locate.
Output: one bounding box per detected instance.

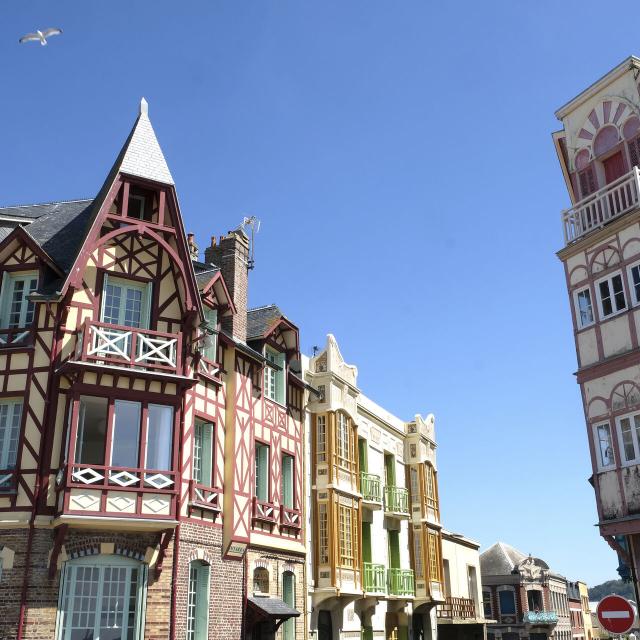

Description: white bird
[19,28,62,46]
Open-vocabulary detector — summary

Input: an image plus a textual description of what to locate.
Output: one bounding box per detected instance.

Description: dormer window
[201,307,218,362]
[126,187,153,221]
[264,347,285,404]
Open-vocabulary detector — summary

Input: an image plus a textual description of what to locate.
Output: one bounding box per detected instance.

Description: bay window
[616,412,640,465]
[74,396,174,483]
[594,422,615,470]
[264,347,285,404]
[56,555,147,640]
[0,400,22,492]
[336,413,353,468]
[596,272,627,318]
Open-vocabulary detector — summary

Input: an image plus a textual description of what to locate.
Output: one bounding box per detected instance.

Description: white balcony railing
[562,167,640,244]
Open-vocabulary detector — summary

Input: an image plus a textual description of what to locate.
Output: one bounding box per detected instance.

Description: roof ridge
[0,198,93,211]
[248,303,279,313]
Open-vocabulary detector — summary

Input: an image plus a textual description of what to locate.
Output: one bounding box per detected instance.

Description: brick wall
[175,522,244,640]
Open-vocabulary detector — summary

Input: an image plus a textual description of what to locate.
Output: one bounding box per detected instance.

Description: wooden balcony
[58,462,177,523]
[189,480,222,514]
[252,496,277,525]
[77,318,182,374]
[0,327,33,348]
[562,167,640,244]
[437,597,477,620]
[280,505,302,531]
[0,469,17,494]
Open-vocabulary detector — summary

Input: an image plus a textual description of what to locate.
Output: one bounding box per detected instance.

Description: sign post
[597,594,636,636]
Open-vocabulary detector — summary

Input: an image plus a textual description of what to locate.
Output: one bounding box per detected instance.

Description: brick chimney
[204,230,249,342]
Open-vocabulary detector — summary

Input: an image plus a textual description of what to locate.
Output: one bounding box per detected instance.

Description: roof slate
[0,199,91,221]
[247,304,284,339]
[480,541,527,576]
[247,596,300,618]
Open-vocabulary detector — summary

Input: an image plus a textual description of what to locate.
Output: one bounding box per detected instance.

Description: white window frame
[628,260,640,306]
[595,270,627,320]
[0,400,22,492]
[573,286,595,329]
[593,422,616,471]
[615,411,640,466]
[193,420,214,487]
[264,347,286,405]
[100,273,151,329]
[55,554,147,640]
[0,271,38,330]
[201,307,218,363]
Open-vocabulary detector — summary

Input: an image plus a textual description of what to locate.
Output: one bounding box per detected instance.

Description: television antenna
[238,216,261,271]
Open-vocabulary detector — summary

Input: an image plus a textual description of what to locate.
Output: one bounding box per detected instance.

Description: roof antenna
[238,216,261,271]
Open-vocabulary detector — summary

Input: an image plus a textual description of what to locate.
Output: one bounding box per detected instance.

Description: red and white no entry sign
[597,594,636,634]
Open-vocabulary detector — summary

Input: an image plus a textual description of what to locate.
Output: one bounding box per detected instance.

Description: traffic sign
[597,594,636,634]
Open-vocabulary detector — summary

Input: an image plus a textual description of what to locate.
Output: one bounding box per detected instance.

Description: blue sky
[0,1,633,585]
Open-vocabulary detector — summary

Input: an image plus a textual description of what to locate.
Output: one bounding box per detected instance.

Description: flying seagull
[19,28,62,46]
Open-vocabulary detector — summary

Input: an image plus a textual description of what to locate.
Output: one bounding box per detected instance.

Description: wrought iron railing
[360,472,381,503]
[388,568,414,596]
[562,167,640,243]
[437,597,477,619]
[78,318,181,373]
[384,486,409,514]
[363,562,386,594]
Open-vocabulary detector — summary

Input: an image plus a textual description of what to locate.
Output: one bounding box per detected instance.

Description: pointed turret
[118,97,174,185]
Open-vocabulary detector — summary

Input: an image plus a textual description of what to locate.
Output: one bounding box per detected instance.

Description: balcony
[0,469,17,495]
[360,472,382,504]
[388,568,414,597]
[252,497,277,525]
[280,505,302,531]
[437,597,477,620]
[0,327,33,347]
[384,486,409,516]
[189,480,222,514]
[59,462,177,523]
[523,611,559,625]
[562,167,640,244]
[77,319,182,374]
[363,562,386,594]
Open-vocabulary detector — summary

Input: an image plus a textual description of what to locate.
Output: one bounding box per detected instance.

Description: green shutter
[362,522,372,564]
[195,563,210,640]
[282,572,295,640]
[385,454,396,486]
[256,444,269,501]
[282,455,294,508]
[276,351,286,404]
[358,439,368,473]
[201,423,213,486]
[388,530,400,569]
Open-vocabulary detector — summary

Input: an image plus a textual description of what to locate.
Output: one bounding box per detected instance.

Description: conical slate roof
[480,541,527,576]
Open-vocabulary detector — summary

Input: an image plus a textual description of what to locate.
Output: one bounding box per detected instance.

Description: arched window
[56,554,147,640]
[253,566,269,594]
[594,125,619,157]
[187,560,210,640]
[282,571,296,640]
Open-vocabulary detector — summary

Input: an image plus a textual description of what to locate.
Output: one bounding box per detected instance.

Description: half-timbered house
[0,99,305,640]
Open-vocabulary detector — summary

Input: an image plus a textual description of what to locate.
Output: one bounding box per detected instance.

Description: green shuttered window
[255,442,269,502]
[281,453,294,508]
[187,561,210,640]
[282,571,295,640]
[194,421,214,486]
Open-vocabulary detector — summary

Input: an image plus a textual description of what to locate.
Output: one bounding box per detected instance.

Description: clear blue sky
[0,1,632,586]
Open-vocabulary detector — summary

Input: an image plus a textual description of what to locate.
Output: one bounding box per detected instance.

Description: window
[412,532,424,579]
[56,555,147,640]
[187,560,210,640]
[628,135,640,168]
[74,396,173,479]
[594,423,615,469]
[427,531,441,582]
[528,589,543,611]
[483,590,492,618]
[316,415,326,463]
[616,412,640,464]
[574,287,595,328]
[318,503,328,564]
[0,401,21,492]
[578,166,597,197]
[193,421,214,486]
[425,464,438,510]
[410,468,420,505]
[337,413,352,467]
[498,588,516,616]
[282,571,296,640]
[388,530,400,570]
[253,567,269,594]
[0,272,38,329]
[126,188,153,222]
[255,442,269,502]
[264,348,285,404]
[338,505,354,567]
[281,453,294,509]
[467,566,478,605]
[596,272,626,318]
[201,307,218,362]
[442,559,451,597]
[628,262,640,306]
[101,274,151,329]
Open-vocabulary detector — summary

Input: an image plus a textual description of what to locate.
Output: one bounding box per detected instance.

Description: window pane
[75,397,108,466]
[123,288,143,329]
[597,424,614,467]
[111,401,140,468]
[318,504,328,564]
[632,266,640,302]
[600,280,613,316]
[621,417,636,462]
[577,290,594,326]
[316,416,326,463]
[499,590,515,615]
[612,274,626,311]
[103,283,123,325]
[146,405,173,471]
